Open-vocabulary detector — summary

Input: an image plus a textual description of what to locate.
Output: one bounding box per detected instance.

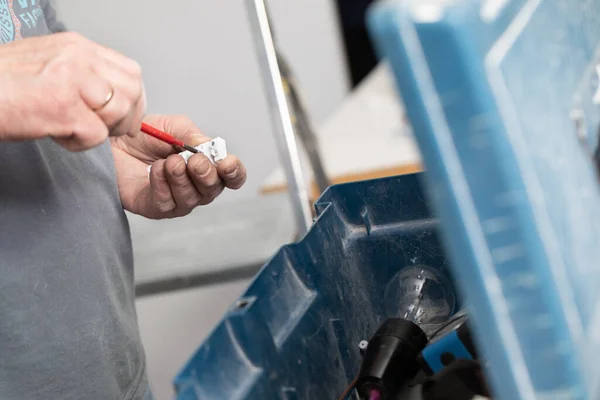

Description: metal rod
[246,0,313,235]
[283,67,330,194]
[264,16,329,194]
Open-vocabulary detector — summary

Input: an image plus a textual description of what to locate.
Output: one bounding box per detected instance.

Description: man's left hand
[111,114,247,219]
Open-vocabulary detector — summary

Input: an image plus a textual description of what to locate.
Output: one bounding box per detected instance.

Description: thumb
[158,114,211,146]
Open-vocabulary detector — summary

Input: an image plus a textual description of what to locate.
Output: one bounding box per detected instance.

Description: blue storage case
[368,1,600,399]
[174,175,457,399]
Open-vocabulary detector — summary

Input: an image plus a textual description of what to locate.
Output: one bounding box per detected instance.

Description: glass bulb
[384,265,455,336]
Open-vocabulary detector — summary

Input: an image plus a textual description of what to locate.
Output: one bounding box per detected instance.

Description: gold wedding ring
[94,87,114,111]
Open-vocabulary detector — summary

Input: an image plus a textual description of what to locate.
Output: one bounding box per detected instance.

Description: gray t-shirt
[0,1,147,399]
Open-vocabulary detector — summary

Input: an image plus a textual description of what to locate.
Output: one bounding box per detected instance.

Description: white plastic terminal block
[179,137,228,165]
[147,137,228,179]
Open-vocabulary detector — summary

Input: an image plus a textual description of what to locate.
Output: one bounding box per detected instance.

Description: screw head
[570,108,588,146]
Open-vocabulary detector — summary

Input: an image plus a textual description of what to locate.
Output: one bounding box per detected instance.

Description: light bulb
[383,265,455,336]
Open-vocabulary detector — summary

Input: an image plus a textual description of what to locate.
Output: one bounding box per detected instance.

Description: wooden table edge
[260,163,423,201]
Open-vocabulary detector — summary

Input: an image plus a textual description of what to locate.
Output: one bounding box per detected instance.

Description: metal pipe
[277,55,330,194]
[246,0,313,235]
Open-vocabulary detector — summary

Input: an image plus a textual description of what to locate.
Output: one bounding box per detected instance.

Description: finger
[52,101,109,152]
[187,153,224,202]
[121,86,146,139]
[92,59,144,136]
[161,115,211,145]
[96,44,143,78]
[149,159,176,212]
[217,156,247,190]
[128,84,147,138]
[141,115,211,160]
[78,68,114,111]
[164,154,202,211]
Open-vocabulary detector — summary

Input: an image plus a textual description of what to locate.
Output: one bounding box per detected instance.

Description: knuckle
[183,196,200,209]
[192,157,212,175]
[150,168,165,183]
[123,81,144,105]
[166,155,184,169]
[50,87,78,117]
[167,170,186,184]
[173,114,193,125]
[100,107,124,129]
[130,60,143,77]
[111,97,132,120]
[205,179,222,192]
[60,31,83,43]
[156,200,174,213]
[58,61,77,76]
[46,57,78,78]
[124,101,137,118]
[132,82,144,104]
[206,183,224,199]
[196,175,217,191]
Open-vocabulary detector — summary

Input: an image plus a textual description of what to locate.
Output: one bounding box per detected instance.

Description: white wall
[53,0,349,198]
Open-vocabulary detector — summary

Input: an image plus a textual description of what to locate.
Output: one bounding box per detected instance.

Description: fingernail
[173,161,186,177]
[194,158,211,176]
[226,169,238,179]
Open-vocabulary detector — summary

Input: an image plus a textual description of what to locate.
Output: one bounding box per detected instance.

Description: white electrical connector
[147,137,228,178]
[179,137,228,164]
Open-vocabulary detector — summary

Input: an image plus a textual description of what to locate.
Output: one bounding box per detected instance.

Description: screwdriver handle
[140,122,186,148]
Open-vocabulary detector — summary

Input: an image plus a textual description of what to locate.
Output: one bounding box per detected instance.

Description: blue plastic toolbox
[368,0,600,399]
[174,0,600,398]
[174,175,458,399]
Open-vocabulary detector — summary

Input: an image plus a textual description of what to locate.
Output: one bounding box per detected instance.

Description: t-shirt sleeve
[42,0,67,33]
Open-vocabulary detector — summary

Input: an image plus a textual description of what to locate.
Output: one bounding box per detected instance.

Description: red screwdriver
[140,122,199,153]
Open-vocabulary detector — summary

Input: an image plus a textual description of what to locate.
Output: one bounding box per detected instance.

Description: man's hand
[111,115,247,219]
[0,32,145,151]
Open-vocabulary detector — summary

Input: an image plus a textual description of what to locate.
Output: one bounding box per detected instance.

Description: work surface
[261,62,423,197]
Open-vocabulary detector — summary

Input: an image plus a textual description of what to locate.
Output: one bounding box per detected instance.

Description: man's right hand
[0,32,146,151]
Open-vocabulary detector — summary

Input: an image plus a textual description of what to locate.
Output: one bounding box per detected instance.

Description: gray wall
[136,280,251,399]
[53,0,350,199]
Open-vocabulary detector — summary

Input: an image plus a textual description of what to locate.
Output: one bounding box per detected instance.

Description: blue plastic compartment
[368,1,600,399]
[174,174,457,399]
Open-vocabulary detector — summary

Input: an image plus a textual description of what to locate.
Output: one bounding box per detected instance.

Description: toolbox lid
[368,1,600,399]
